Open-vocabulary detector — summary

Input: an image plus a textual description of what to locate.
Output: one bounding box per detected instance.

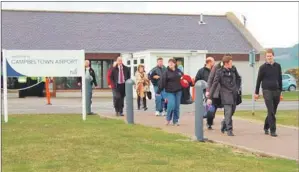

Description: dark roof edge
[225,12,264,53]
[1,9,226,17]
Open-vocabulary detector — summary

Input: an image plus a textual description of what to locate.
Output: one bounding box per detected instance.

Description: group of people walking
[82,48,282,137]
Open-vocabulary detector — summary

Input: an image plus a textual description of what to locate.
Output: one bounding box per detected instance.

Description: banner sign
[2,50,87,123]
[4,50,85,77]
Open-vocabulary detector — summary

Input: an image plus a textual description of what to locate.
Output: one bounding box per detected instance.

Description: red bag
[180,75,192,88]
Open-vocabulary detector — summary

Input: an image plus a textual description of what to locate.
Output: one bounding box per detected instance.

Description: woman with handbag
[135,64,150,111]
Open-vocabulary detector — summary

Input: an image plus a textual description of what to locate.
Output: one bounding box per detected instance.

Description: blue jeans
[166,91,182,124]
[154,86,166,112]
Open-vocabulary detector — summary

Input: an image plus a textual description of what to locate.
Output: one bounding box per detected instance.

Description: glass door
[90,60,102,88]
[90,60,114,88]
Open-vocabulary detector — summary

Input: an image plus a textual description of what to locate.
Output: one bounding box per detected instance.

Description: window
[55,60,113,89]
[127,60,130,65]
[140,59,144,64]
[133,59,137,64]
[282,75,290,80]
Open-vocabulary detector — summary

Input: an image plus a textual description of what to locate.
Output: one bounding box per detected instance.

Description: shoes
[208,126,213,130]
[264,129,269,135]
[144,107,148,111]
[119,113,124,116]
[155,111,160,116]
[173,122,180,126]
[227,131,235,136]
[221,121,226,133]
[162,111,166,116]
[88,112,95,115]
[115,112,119,116]
[165,121,170,125]
[270,132,278,137]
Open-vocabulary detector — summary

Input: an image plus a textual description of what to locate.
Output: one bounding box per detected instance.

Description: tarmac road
[3,97,298,115]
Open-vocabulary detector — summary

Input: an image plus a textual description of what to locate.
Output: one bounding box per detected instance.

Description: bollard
[125,79,135,124]
[194,80,208,142]
[45,77,52,105]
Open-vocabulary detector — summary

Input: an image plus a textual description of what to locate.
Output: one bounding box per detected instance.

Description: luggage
[181,86,193,104]
[204,104,216,119]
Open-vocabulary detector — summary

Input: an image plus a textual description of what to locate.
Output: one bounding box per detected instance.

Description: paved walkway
[100,111,299,161]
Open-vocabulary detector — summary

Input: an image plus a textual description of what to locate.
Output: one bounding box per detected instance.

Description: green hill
[273,44,298,72]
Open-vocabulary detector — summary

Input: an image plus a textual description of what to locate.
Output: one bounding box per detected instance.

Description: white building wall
[122,50,208,98]
[186,54,206,77]
[122,51,257,96]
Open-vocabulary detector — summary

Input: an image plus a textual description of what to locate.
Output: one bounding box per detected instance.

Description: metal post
[252,64,255,116]
[125,79,135,124]
[250,50,256,116]
[194,80,207,142]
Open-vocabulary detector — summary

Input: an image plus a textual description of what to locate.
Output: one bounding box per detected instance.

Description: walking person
[255,49,282,137]
[77,60,98,115]
[207,55,241,136]
[207,56,241,132]
[149,57,167,116]
[157,59,186,126]
[107,61,117,109]
[135,64,150,111]
[195,57,215,129]
[110,56,131,116]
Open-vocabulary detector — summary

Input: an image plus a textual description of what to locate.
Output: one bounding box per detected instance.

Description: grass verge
[217,110,298,127]
[2,114,298,172]
[243,91,298,101]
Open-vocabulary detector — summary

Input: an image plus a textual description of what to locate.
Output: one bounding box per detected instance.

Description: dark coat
[207,63,241,99]
[195,66,211,83]
[209,67,241,105]
[77,67,97,87]
[149,66,167,86]
[110,64,131,88]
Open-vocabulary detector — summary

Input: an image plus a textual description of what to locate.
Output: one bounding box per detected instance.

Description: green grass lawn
[243,91,298,101]
[218,110,298,127]
[2,114,298,172]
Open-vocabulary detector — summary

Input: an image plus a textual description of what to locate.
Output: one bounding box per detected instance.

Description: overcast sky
[2,1,298,48]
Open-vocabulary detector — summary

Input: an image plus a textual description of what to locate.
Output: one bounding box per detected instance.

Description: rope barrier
[1,81,44,91]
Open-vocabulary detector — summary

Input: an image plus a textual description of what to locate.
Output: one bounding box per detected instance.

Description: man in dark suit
[207,55,241,136]
[110,56,131,116]
[107,61,117,108]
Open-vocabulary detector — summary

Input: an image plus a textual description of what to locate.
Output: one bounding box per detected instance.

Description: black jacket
[209,67,242,105]
[158,67,183,94]
[77,67,97,86]
[255,62,282,94]
[149,66,167,86]
[110,64,131,88]
[195,66,211,83]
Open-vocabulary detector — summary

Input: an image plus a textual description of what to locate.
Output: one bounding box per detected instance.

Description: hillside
[274,43,299,72]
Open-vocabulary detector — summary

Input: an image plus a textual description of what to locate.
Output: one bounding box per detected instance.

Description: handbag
[236,90,242,105]
[147,91,152,100]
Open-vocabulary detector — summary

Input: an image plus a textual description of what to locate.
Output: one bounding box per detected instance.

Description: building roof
[2,10,262,53]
